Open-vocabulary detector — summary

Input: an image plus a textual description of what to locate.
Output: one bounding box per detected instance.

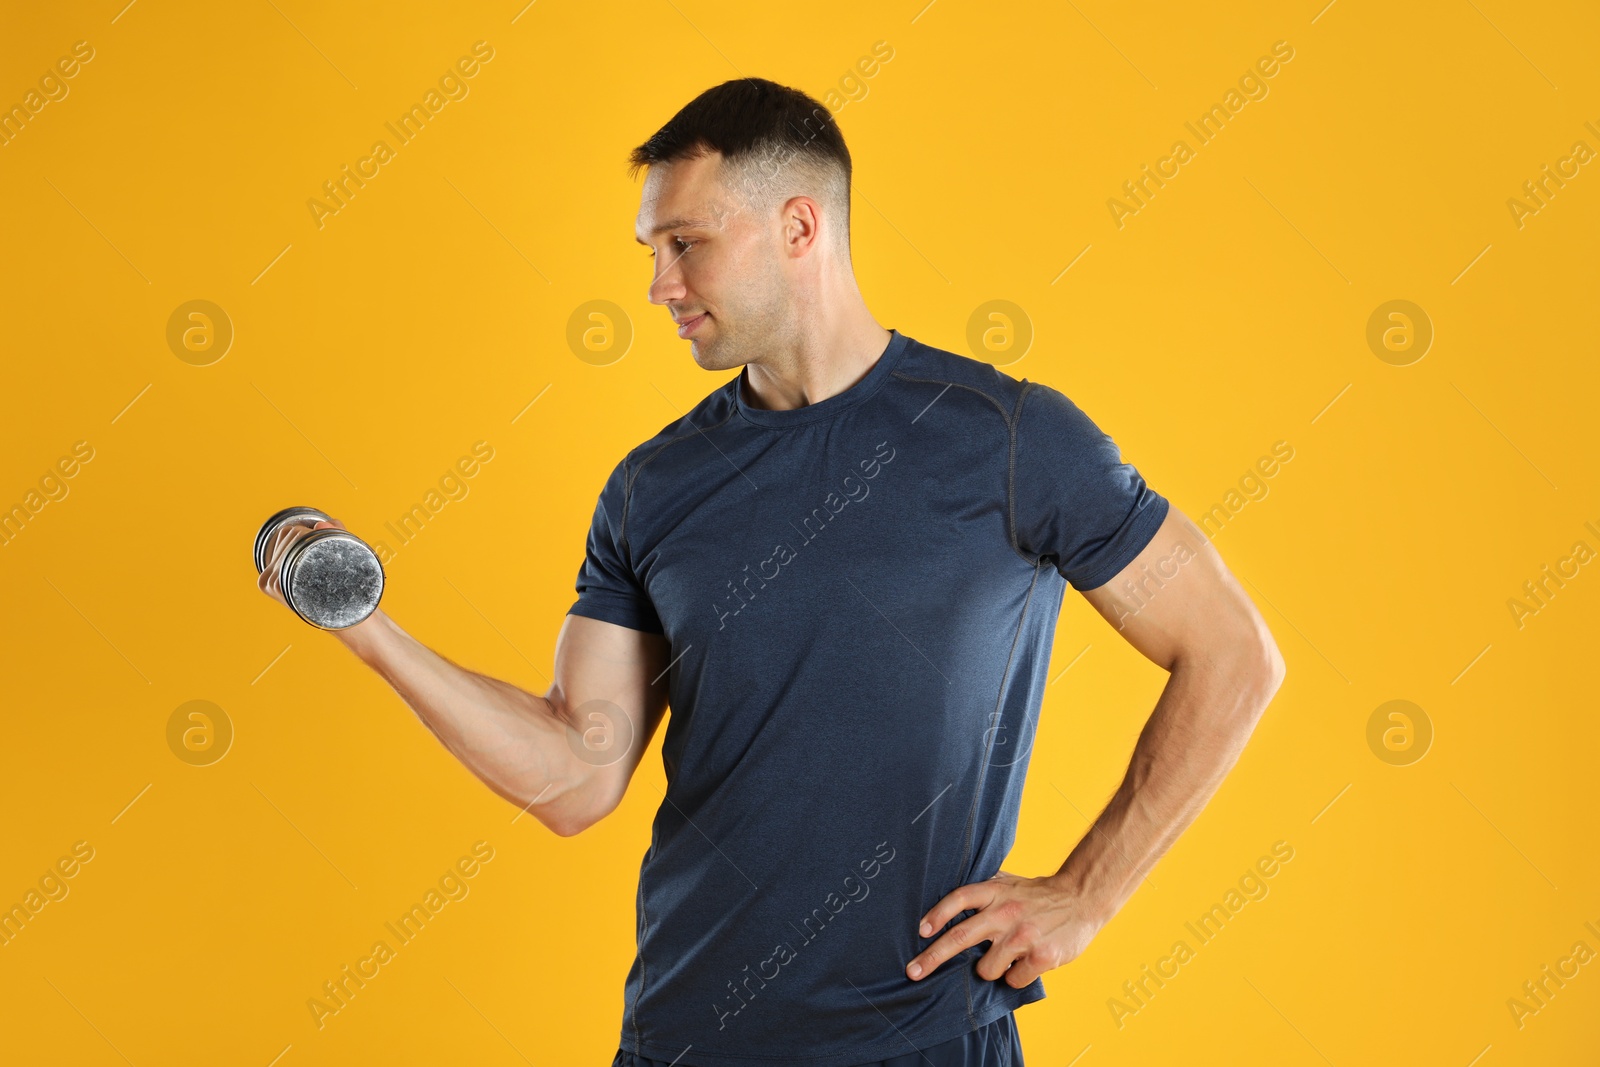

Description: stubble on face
[641,154,797,375]
[684,189,792,374]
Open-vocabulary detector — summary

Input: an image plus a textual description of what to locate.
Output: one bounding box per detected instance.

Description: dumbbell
[254,507,384,630]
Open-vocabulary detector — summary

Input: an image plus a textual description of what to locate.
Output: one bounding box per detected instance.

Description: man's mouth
[676,312,708,338]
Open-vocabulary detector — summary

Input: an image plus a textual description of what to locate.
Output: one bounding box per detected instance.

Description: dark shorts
[611,1011,1023,1067]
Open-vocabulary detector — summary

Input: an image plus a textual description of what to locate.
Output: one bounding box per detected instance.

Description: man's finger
[267,520,319,569]
[1000,954,1047,989]
[270,522,301,562]
[258,525,313,603]
[916,881,993,939]
[906,913,997,980]
[975,934,1030,982]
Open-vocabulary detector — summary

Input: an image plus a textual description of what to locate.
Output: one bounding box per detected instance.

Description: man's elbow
[1246,634,1286,709]
[549,805,626,838]
[545,814,593,838]
[1222,594,1285,694]
[525,779,625,838]
[1259,623,1285,680]
[1197,620,1284,722]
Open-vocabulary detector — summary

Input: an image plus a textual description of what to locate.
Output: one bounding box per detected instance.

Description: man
[258,78,1284,1066]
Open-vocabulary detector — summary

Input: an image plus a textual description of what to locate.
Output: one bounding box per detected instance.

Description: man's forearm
[1051,649,1282,924]
[334,609,581,817]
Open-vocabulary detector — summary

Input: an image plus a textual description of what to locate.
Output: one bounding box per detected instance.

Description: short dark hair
[627,77,852,248]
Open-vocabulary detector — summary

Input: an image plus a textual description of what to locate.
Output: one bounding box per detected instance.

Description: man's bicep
[549,612,671,813]
[1079,505,1276,673]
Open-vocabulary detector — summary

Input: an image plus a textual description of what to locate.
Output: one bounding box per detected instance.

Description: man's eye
[646,239,694,260]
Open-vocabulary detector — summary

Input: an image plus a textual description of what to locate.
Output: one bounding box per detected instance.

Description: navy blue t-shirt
[568,328,1169,1066]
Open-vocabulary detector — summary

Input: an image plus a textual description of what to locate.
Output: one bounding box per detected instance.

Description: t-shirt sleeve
[567,455,665,634]
[1012,382,1170,591]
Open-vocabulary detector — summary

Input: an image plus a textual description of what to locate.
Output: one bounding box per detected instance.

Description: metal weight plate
[279,529,385,630]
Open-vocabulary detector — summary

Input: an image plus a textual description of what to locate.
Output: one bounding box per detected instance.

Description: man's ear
[782,195,823,257]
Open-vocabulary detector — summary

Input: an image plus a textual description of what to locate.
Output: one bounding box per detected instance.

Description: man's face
[635,152,789,371]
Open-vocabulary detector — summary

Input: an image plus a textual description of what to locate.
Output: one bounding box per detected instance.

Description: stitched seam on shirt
[620,405,740,562]
[1006,384,1044,570]
[889,371,1036,572]
[958,559,1044,1025]
[890,371,1011,421]
[619,408,735,1045]
[632,830,654,1053]
[891,371,1038,575]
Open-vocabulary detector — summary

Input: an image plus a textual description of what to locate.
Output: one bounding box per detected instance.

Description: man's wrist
[1047,867,1120,929]
[331,608,395,662]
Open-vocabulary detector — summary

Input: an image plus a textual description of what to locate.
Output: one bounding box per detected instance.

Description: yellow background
[2,0,1597,1063]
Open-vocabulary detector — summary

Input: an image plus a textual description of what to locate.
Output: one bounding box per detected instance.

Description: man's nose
[647,254,686,306]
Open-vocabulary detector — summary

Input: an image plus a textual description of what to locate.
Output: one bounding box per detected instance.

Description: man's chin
[688,335,733,371]
[689,344,720,371]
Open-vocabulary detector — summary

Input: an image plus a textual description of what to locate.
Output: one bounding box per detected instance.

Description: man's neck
[740,304,892,413]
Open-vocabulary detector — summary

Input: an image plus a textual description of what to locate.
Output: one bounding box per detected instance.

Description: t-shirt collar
[734,328,910,428]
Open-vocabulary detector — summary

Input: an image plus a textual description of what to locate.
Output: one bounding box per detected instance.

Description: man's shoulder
[891,332,1033,422]
[616,374,742,474]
